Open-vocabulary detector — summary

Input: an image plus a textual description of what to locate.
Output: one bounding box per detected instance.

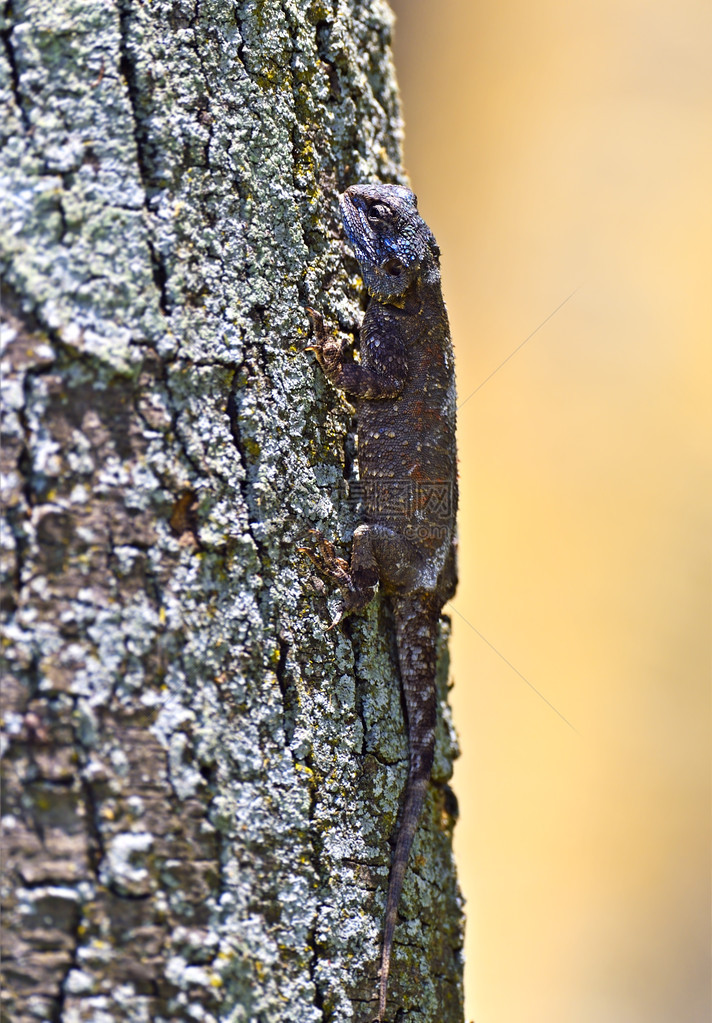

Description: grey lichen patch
[1,0,463,1021]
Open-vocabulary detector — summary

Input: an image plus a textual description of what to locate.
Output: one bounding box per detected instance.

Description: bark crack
[1,1,30,131]
[275,631,297,747]
[226,361,268,567]
[117,0,170,316]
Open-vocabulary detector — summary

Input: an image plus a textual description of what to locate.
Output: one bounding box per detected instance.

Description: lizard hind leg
[298,528,378,623]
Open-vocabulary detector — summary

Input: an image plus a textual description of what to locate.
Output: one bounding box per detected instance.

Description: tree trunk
[0,2,463,1021]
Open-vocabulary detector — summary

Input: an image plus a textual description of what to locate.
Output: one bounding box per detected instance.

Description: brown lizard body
[303,182,457,1021]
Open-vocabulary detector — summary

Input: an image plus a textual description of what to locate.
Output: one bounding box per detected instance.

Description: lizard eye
[382,256,404,277]
[367,203,391,224]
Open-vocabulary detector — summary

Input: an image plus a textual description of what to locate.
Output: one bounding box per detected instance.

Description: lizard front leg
[304,307,407,399]
[304,307,346,387]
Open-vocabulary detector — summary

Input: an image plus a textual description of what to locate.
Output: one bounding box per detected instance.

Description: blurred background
[388,1,711,1020]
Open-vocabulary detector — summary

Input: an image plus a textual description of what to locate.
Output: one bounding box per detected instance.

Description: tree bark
[0,2,464,1021]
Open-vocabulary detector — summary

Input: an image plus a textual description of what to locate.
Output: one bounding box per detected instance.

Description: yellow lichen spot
[159,606,166,625]
[209,973,223,988]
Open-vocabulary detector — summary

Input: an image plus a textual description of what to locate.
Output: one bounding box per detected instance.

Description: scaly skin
[303,183,458,1021]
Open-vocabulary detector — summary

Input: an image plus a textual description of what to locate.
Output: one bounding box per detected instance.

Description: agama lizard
[302,182,458,1021]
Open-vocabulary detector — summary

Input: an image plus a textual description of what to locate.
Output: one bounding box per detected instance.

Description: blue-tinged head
[339,183,440,301]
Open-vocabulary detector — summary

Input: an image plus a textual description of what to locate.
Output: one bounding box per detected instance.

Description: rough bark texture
[0,2,464,1022]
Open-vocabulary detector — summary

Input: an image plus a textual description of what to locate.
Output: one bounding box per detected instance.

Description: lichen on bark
[0,1,464,1021]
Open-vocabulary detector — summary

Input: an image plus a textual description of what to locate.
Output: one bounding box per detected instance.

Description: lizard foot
[298,529,351,586]
[298,530,374,624]
[303,308,344,374]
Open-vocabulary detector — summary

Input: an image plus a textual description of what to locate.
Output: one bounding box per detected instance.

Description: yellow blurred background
[389,1,711,1020]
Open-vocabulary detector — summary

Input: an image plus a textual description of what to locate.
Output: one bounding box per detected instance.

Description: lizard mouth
[339,191,378,265]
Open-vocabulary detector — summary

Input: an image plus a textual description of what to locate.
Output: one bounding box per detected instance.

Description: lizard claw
[305,306,324,330]
[304,307,326,347]
[298,530,351,584]
[296,308,327,355]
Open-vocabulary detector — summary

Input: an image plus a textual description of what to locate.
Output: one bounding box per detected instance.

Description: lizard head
[339,183,440,301]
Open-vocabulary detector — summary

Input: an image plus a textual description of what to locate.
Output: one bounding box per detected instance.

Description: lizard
[301,182,458,1021]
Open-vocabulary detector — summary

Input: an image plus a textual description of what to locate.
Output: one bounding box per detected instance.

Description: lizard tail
[377,773,429,1021]
[377,594,439,1022]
